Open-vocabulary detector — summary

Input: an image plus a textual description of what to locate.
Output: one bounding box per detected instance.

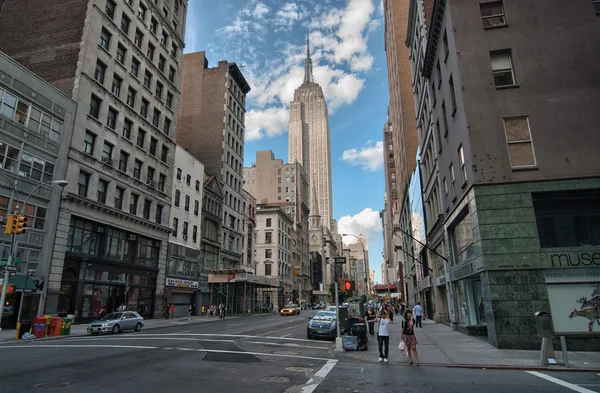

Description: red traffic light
[345,281,351,291]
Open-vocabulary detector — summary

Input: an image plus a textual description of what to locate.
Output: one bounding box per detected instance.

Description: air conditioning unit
[146,180,156,187]
[182,235,188,241]
[101,157,114,166]
[128,235,137,241]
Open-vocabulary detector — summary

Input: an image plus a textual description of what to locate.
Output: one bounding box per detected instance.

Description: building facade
[288,37,334,231]
[200,173,223,295]
[177,51,250,270]
[0,51,76,328]
[241,189,256,272]
[406,0,600,349]
[165,146,204,317]
[0,0,188,320]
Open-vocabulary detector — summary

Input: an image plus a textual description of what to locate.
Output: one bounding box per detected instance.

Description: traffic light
[14,215,27,234]
[4,214,16,235]
[342,280,355,292]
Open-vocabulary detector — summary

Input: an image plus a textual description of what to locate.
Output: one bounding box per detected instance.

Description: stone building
[241,189,256,272]
[0,0,188,320]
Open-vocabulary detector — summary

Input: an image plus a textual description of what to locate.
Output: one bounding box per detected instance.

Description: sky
[184,0,390,283]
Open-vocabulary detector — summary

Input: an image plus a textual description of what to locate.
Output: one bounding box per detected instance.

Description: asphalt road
[0,311,598,393]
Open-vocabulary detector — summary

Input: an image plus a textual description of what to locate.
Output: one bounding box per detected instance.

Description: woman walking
[401,310,419,365]
[376,310,392,363]
[365,306,377,337]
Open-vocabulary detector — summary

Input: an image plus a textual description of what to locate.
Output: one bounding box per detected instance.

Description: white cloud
[241,2,270,19]
[350,54,374,71]
[274,3,301,31]
[341,141,384,171]
[245,107,289,141]
[338,208,383,243]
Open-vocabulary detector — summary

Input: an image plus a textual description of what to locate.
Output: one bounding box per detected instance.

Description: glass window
[503,117,536,167]
[120,13,130,34]
[78,171,90,197]
[117,43,127,64]
[490,50,516,87]
[130,193,139,214]
[480,1,506,28]
[89,95,101,118]
[97,179,108,203]
[100,28,111,50]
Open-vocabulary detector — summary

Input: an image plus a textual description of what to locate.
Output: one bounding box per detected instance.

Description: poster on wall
[545,268,600,333]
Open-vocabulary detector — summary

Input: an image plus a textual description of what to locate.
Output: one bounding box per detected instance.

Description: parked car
[87,311,144,335]
[307,311,337,339]
[280,304,301,316]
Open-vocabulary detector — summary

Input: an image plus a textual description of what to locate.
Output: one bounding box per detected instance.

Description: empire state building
[288,36,334,230]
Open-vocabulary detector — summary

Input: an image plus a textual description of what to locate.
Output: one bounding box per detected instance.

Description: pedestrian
[187,304,193,320]
[164,304,170,319]
[170,304,175,319]
[201,305,206,316]
[413,302,423,327]
[365,306,377,337]
[401,303,406,317]
[209,304,215,317]
[402,310,419,365]
[376,310,392,363]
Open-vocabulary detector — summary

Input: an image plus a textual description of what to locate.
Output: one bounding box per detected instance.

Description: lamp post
[341,234,368,298]
[0,179,68,339]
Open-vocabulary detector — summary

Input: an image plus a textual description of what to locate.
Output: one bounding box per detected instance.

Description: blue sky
[184,0,389,283]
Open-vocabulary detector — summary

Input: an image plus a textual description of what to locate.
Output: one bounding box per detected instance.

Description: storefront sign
[166,277,198,289]
[435,273,449,287]
[450,262,474,282]
[544,268,600,284]
[549,251,600,268]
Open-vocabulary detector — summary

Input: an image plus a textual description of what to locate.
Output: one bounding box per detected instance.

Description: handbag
[398,340,406,351]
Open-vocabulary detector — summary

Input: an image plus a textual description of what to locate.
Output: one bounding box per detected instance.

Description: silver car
[87,311,144,335]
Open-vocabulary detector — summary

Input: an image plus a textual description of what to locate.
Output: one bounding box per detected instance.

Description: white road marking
[226,323,244,327]
[281,333,292,337]
[526,371,597,393]
[301,360,338,393]
[250,341,329,350]
[57,337,235,343]
[0,344,333,361]
[137,333,318,343]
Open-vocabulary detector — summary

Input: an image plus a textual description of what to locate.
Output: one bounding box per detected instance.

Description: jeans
[368,321,375,336]
[416,315,422,327]
[377,335,389,358]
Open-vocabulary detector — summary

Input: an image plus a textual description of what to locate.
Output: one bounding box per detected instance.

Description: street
[0,311,599,393]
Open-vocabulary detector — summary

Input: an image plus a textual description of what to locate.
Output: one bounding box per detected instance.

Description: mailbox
[535,311,553,339]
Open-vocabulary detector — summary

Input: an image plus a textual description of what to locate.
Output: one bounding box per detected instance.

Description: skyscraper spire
[304,30,314,84]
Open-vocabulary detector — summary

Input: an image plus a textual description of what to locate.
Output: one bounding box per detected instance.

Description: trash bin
[61,317,73,335]
[32,316,47,338]
[49,317,63,336]
[350,322,368,350]
[18,320,32,339]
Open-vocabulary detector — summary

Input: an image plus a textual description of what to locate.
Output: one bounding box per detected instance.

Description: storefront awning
[9,275,37,293]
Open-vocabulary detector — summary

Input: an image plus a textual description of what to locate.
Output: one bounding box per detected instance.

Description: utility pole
[332,257,343,352]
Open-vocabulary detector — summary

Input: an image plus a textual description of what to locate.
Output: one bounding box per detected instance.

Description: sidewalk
[0,312,273,343]
[337,319,600,371]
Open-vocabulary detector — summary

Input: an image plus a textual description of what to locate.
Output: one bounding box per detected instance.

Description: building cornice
[422,0,446,79]
[406,0,419,48]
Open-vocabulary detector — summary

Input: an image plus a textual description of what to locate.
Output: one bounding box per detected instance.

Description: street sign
[9,271,16,277]
[6,265,17,272]
[27,269,36,276]
[334,257,346,264]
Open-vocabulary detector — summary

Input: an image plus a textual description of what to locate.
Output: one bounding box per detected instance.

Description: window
[594,0,600,14]
[266,218,271,227]
[138,2,147,20]
[111,74,122,97]
[150,17,158,35]
[143,70,152,88]
[168,66,175,83]
[480,1,507,28]
[166,92,173,108]
[450,163,455,184]
[195,180,200,192]
[443,177,448,195]
[176,168,182,181]
[119,150,129,172]
[115,186,124,210]
[184,195,190,212]
[146,166,155,184]
[84,131,95,154]
[194,200,199,216]
[143,199,151,220]
[89,95,101,118]
[163,6,168,17]
[122,118,132,139]
[126,87,136,107]
[78,171,90,197]
[160,145,168,163]
[158,173,166,192]
[436,60,442,88]
[97,179,108,203]
[158,55,166,72]
[449,75,457,114]
[458,145,467,184]
[163,118,171,135]
[94,60,106,84]
[130,57,140,77]
[99,28,111,50]
[265,232,272,243]
[174,190,181,207]
[152,108,160,127]
[192,225,198,243]
[170,43,178,59]
[102,142,113,161]
[147,43,155,61]
[120,13,130,34]
[503,117,536,167]
[116,45,127,66]
[105,0,116,19]
[265,264,272,276]
[490,50,516,87]
[186,174,191,186]
[130,193,139,214]
[140,99,149,118]
[532,190,600,248]
[182,221,188,237]
[137,128,146,148]
[106,107,118,129]
[18,152,54,182]
[161,30,169,46]
[172,19,178,31]
[155,82,163,99]
[442,30,448,61]
[172,217,178,237]
[155,204,163,224]
[265,249,272,259]
[441,101,448,136]
[149,137,157,155]
[133,159,142,179]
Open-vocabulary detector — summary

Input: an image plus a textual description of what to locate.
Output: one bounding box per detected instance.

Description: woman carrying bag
[401,310,419,365]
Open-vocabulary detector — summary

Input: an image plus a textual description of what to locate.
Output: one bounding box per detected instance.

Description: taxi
[280,304,301,316]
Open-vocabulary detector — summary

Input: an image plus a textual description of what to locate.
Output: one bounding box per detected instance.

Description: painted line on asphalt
[0,344,333,361]
[137,333,318,343]
[526,371,597,393]
[300,360,338,393]
[226,323,244,327]
[56,337,235,343]
[250,341,329,350]
[281,333,292,337]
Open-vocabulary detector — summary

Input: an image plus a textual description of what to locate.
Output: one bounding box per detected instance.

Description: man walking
[413,302,423,327]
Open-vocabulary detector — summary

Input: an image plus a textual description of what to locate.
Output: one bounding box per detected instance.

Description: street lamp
[341,234,369,297]
[0,178,68,339]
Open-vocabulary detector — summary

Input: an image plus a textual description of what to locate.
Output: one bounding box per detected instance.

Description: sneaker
[378,357,383,362]
[384,358,388,363]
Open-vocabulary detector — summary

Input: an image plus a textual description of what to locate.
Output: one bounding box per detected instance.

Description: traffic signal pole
[0,229,16,340]
[333,261,343,352]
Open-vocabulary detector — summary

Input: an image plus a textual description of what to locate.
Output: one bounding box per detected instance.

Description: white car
[87,311,144,335]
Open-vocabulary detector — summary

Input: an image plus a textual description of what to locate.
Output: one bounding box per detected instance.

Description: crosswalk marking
[526,371,597,393]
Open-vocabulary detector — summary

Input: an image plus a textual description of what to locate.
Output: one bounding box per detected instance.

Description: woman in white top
[377,310,392,363]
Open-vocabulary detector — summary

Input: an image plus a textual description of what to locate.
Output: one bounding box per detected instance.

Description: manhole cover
[261,376,291,383]
[285,367,313,373]
[34,382,70,389]
[272,351,298,356]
